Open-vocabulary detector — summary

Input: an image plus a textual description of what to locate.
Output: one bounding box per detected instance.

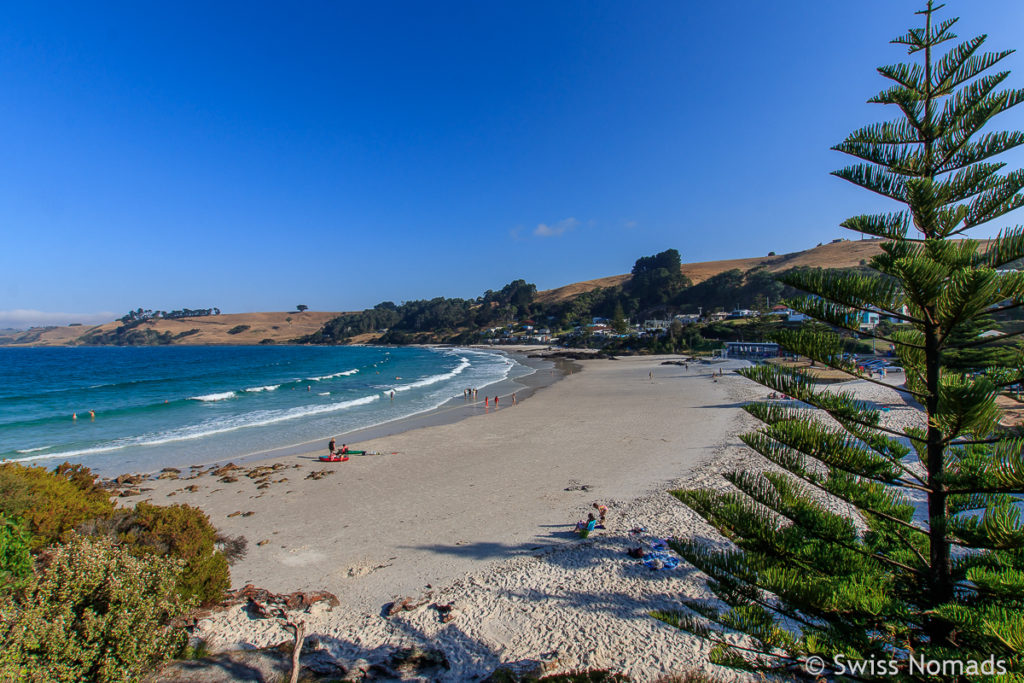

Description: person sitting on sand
[593,503,608,526]
[340,443,349,454]
[576,513,597,532]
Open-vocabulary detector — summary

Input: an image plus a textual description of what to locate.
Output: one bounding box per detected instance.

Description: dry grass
[4,311,347,346]
[535,239,888,305]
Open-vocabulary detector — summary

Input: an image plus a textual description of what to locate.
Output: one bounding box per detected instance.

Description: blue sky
[2,1,1023,327]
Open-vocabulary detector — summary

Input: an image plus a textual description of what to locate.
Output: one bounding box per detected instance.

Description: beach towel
[642,550,680,571]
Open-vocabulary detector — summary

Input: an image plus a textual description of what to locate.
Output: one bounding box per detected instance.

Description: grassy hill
[0,311,345,347]
[535,238,886,305]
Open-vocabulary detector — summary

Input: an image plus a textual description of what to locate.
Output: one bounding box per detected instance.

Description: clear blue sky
[3,1,1023,327]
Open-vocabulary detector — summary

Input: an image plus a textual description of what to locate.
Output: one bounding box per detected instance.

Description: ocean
[0,345,529,476]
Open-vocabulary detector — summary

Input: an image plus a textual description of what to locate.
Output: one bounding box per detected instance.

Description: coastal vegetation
[297,249,829,348]
[658,2,1024,679]
[0,462,232,680]
[119,307,221,324]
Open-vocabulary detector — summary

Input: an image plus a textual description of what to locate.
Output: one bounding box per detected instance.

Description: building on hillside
[724,342,781,358]
[673,314,701,324]
[707,311,730,322]
[643,319,673,331]
[857,311,881,330]
[728,309,758,318]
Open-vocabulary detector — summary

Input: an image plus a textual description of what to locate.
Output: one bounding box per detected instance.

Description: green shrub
[0,535,192,682]
[0,463,115,549]
[0,514,32,589]
[89,502,230,606]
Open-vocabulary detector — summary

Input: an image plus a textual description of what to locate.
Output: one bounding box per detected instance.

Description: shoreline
[102,348,573,480]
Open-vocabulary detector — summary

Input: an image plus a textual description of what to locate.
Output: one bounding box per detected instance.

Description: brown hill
[535,238,887,304]
[0,311,346,347]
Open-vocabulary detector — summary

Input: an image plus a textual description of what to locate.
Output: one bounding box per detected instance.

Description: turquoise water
[0,346,527,475]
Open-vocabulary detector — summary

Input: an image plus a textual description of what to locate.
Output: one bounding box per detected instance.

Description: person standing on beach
[328,438,336,455]
[512,392,517,405]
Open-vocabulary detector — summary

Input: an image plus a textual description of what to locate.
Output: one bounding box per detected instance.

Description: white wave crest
[16,446,51,454]
[190,391,237,402]
[244,384,280,393]
[393,356,471,392]
[308,369,359,382]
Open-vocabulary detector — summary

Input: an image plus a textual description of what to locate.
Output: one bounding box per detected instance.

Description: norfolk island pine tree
[655,2,1024,680]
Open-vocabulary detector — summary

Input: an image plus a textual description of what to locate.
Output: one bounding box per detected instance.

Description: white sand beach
[137,354,922,681]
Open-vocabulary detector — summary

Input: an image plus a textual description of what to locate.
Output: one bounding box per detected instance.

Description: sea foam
[308,369,359,381]
[244,384,281,392]
[393,356,471,392]
[190,391,237,402]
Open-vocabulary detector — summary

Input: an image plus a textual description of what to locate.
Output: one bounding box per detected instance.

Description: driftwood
[286,620,306,683]
[178,584,339,627]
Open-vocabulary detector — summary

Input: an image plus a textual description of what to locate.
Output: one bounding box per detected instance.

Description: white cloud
[534,217,579,238]
[0,309,116,330]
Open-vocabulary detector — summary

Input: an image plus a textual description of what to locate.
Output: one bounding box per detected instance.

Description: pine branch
[931,36,990,92]
[740,364,930,435]
[977,226,1024,268]
[891,526,932,569]
[743,451,929,538]
[840,212,913,241]
[939,130,1024,174]
[832,164,908,201]
[946,326,1024,350]
[936,70,1011,137]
